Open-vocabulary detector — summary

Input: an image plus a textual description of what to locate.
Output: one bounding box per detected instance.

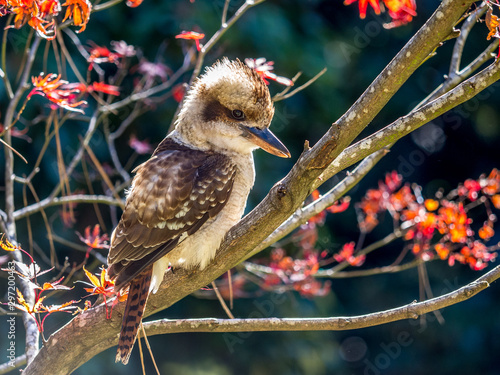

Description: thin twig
[211,281,235,319]
[273,67,327,102]
[140,323,161,375]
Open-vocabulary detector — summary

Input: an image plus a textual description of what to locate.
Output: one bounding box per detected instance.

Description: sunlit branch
[140,265,496,333]
[317,258,426,278]
[449,2,488,75]
[14,194,124,221]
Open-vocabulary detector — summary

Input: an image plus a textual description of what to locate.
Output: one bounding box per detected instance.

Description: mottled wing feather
[108,141,236,289]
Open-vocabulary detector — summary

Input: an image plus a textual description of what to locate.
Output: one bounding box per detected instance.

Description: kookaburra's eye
[232,109,245,120]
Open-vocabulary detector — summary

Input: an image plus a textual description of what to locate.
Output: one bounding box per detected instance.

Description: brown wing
[108,139,236,290]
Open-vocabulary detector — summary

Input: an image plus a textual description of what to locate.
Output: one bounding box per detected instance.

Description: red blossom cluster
[247,192,350,297]
[262,248,331,298]
[334,242,366,266]
[357,170,405,232]
[87,40,136,71]
[357,169,500,270]
[344,0,417,28]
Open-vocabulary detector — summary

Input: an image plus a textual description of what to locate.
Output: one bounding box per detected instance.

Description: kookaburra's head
[174,58,290,158]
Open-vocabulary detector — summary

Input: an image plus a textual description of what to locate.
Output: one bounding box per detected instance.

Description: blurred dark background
[1,0,500,374]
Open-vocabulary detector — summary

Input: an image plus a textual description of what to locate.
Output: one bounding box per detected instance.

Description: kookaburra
[107,58,290,364]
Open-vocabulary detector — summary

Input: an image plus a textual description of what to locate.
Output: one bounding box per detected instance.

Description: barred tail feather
[116,268,152,364]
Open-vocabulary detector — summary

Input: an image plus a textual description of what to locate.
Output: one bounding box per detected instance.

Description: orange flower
[344,0,381,19]
[87,44,120,71]
[62,0,91,33]
[383,0,417,28]
[424,199,439,211]
[434,243,450,260]
[492,194,500,209]
[39,0,60,17]
[485,8,500,41]
[482,169,500,196]
[478,223,495,240]
[175,30,205,51]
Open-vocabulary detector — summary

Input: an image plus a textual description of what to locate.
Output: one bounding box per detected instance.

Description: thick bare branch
[142,266,496,333]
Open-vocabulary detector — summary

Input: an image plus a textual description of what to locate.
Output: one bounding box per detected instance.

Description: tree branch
[13,194,123,221]
[3,35,42,365]
[142,265,496,334]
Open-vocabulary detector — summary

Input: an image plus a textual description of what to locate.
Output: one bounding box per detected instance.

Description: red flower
[88,82,120,96]
[87,44,120,71]
[244,57,294,86]
[172,83,186,103]
[344,0,381,19]
[77,224,109,250]
[28,74,87,112]
[175,30,205,51]
[334,242,366,267]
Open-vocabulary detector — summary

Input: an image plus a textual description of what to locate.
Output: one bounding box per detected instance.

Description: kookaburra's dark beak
[241,126,291,158]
